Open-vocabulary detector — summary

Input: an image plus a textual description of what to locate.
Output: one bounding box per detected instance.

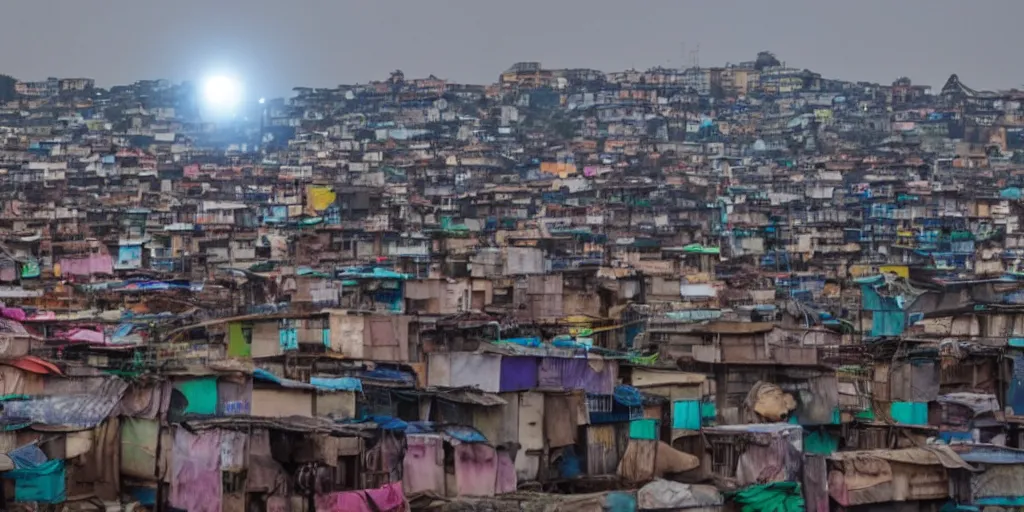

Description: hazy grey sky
[2,0,1020,97]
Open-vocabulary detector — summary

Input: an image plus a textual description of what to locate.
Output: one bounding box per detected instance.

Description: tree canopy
[755,52,781,71]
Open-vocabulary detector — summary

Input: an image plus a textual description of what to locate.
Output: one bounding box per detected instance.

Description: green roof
[681,243,721,255]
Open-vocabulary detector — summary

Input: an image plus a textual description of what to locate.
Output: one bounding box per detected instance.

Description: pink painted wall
[59,254,113,276]
[402,435,445,494]
[495,450,517,494]
[454,444,497,497]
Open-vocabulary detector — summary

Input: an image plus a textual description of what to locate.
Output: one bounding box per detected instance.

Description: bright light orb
[202,75,243,110]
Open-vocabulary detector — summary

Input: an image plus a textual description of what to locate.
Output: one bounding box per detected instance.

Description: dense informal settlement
[0,52,1022,512]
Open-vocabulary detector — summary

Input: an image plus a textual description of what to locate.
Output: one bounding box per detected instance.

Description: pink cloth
[58,254,113,276]
[65,328,106,343]
[1,308,26,322]
[315,482,407,512]
[170,429,222,512]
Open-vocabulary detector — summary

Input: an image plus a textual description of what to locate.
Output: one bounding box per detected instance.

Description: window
[709,439,737,478]
[222,471,246,493]
[332,456,359,491]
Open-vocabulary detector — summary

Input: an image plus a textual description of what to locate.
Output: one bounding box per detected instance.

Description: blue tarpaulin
[9,443,46,469]
[362,367,416,386]
[335,267,411,280]
[558,445,582,478]
[309,377,363,392]
[440,425,488,443]
[858,276,907,337]
[958,444,1024,464]
[614,386,644,407]
[342,415,409,431]
[253,369,314,390]
[503,337,542,348]
[606,492,637,512]
[1002,187,1023,200]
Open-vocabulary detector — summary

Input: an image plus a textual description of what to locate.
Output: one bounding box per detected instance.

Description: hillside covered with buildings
[0,54,1021,511]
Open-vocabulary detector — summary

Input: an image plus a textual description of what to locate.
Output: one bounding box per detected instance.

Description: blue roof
[361,367,416,386]
[957,445,1024,465]
[342,415,409,431]
[336,267,411,280]
[440,425,488,443]
[403,421,489,443]
[253,369,319,390]
[255,370,363,393]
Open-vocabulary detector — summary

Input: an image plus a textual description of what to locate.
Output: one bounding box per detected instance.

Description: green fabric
[629,419,659,440]
[20,260,39,279]
[701,401,717,425]
[804,430,838,455]
[672,400,701,430]
[855,408,875,421]
[729,482,805,512]
[7,459,66,503]
[871,310,906,337]
[174,377,218,415]
[227,323,251,357]
[279,327,298,351]
[891,401,927,425]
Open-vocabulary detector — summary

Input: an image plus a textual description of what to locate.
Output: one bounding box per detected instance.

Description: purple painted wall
[498,356,538,392]
[538,357,617,394]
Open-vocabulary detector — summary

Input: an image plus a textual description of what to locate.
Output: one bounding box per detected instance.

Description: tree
[0,74,16,102]
[755,51,781,71]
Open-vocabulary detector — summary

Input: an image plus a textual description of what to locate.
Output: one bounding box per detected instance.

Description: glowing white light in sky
[202,75,243,111]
